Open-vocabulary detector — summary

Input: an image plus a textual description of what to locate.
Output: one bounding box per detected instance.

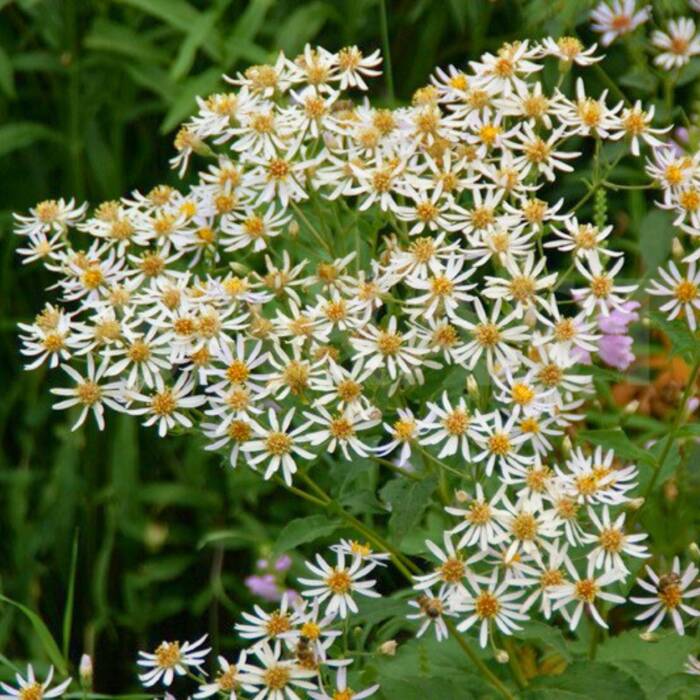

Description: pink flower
[596,301,639,370]
[598,334,636,370]
[597,301,639,335]
[245,574,282,601]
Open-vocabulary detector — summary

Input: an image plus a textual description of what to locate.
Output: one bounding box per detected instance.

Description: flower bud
[288,220,300,238]
[639,631,657,642]
[561,435,572,458]
[689,542,700,561]
[524,307,537,328]
[80,654,93,690]
[455,489,469,503]
[672,237,684,259]
[494,649,510,663]
[627,497,645,511]
[466,375,480,401]
[623,400,640,415]
[379,640,398,656]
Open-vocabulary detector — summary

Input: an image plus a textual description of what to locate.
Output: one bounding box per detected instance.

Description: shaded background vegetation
[4,0,700,692]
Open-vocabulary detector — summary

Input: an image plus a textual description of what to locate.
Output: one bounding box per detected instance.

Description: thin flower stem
[501,637,528,689]
[379,0,395,103]
[445,620,516,700]
[289,200,333,255]
[629,356,700,527]
[371,455,424,481]
[416,444,469,480]
[592,62,631,107]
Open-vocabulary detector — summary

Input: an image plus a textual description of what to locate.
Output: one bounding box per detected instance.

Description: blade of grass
[0,594,67,675]
[62,530,79,661]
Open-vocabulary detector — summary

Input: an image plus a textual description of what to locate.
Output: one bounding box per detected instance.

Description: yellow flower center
[474,591,501,618]
[266,431,292,455]
[439,557,465,583]
[264,665,290,690]
[675,279,698,302]
[326,568,352,594]
[155,641,181,669]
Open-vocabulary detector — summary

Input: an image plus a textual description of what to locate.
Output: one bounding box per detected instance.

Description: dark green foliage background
[4,0,700,694]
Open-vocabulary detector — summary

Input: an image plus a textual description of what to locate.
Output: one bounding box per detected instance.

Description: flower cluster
[13,36,700,672]
[590,0,700,72]
[137,542,383,699]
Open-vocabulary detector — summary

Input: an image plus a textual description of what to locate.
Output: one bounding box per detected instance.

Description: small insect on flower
[137,634,210,687]
[631,558,700,635]
[298,549,381,619]
[0,665,71,700]
[407,585,455,641]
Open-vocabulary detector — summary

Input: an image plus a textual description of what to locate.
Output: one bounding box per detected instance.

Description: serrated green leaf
[380,476,437,544]
[514,620,572,662]
[523,661,644,699]
[577,428,655,467]
[272,514,341,555]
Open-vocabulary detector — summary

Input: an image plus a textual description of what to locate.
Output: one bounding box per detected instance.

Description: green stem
[379,0,395,103]
[502,637,528,689]
[445,620,516,700]
[289,201,332,255]
[372,455,424,481]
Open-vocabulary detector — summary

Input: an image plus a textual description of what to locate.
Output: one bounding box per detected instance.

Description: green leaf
[116,0,200,32]
[374,635,491,699]
[197,528,261,550]
[0,122,61,158]
[514,620,572,662]
[274,2,338,56]
[577,428,655,467]
[169,9,223,81]
[160,68,223,133]
[272,514,342,555]
[619,66,658,94]
[0,595,67,675]
[0,44,15,97]
[523,661,643,699]
[596,631,698,698]
[84,19,168,65]
[677,57,700,87]
[649,310,700,363]
[224,0,275,67]
[380,476,437,544]
[639,209,674,272]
